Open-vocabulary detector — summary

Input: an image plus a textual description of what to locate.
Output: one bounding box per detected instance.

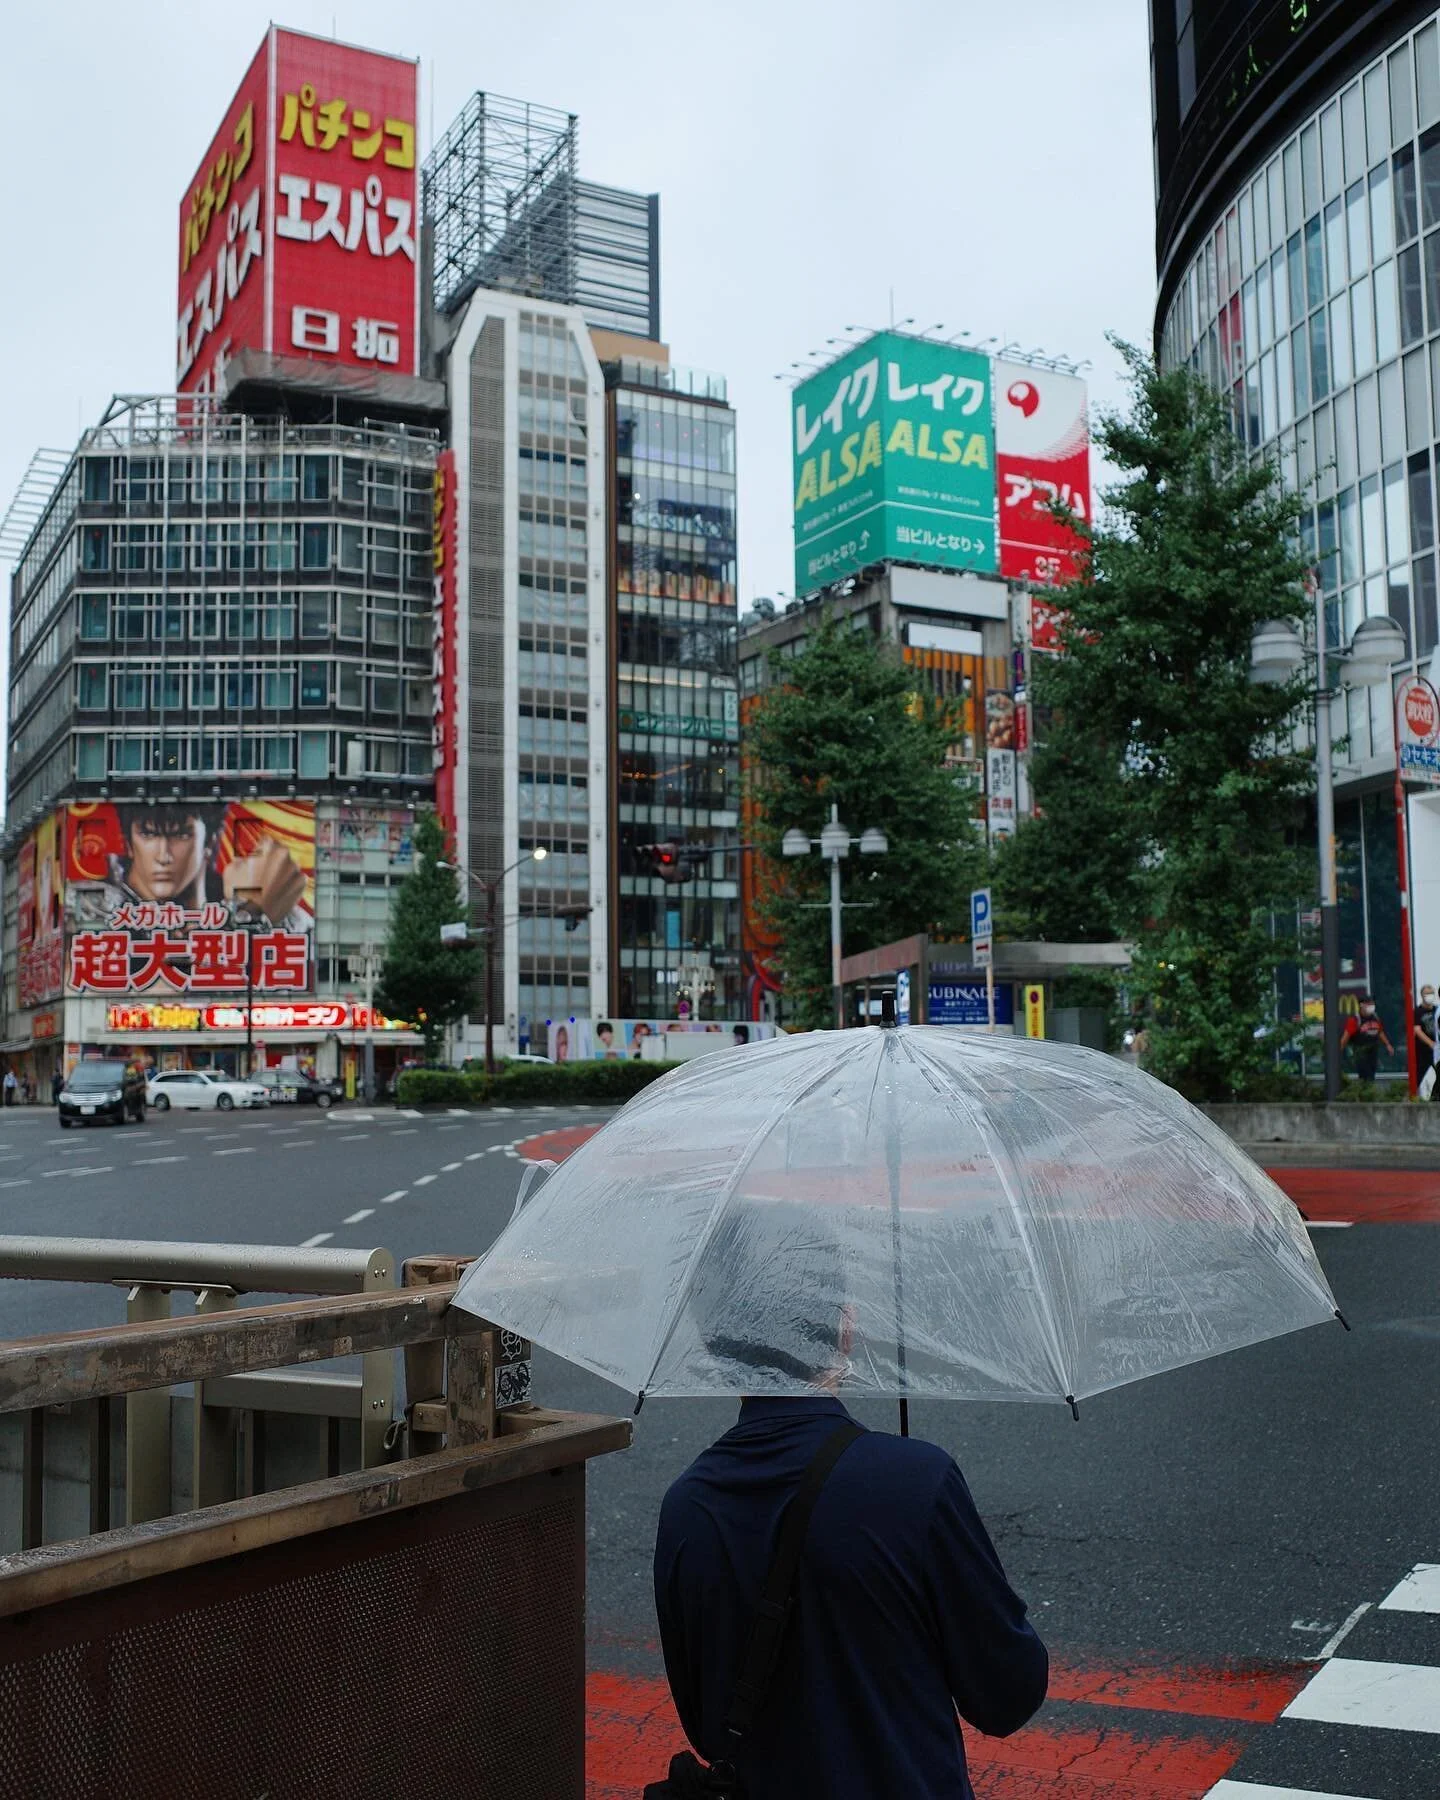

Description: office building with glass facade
[1153,1,1440,1074]
[608,354,739,1019]
[1,393,438,1088]
[441,294,610,1055]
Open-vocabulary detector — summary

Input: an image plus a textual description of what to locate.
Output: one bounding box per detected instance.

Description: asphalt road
[0,1102,1434,1798]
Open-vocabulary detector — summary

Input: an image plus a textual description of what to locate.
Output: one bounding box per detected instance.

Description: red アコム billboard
[993,362,1090,586]
[177,27,419,395]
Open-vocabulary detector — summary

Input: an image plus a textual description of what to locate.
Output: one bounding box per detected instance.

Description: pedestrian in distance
[1342,994,1393,1085]
[2,1069,15,1108]
[1416,984,1440,1099]
[649,1209,1048,1800]
[50,1068,63,1106]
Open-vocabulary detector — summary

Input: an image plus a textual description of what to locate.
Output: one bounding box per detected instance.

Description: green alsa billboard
[791,331,998,593]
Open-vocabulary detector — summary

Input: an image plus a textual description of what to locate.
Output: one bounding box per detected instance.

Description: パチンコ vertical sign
[177,28,420,395]
[432,450,459,834]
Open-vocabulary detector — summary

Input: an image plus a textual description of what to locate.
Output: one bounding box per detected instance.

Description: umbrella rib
[638,1033,861,1400]
[901,1034,1076,1403]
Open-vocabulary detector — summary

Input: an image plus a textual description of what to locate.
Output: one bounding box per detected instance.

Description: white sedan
[146,1070,270,1113]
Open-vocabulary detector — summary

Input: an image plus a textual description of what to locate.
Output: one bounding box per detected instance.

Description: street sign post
[971,888,994,1032]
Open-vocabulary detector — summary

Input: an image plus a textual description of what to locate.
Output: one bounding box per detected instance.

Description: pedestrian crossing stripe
[1203,1560,1440,1799]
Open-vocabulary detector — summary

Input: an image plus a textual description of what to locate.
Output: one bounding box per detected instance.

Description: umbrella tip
[880,993,897,1029]
[1334,1309,1352,1333]
[1065,1395,1080,1422]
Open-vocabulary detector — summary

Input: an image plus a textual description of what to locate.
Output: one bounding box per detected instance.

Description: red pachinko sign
[71,908,310,996]
[177,27,419,395]
[993,362,1091,586]
[433,449,459,834]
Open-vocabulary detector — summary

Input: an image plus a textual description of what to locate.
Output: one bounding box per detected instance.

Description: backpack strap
[721,1419,864,1747]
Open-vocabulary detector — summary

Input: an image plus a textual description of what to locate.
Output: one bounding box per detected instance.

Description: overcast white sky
[2,0,1155,611]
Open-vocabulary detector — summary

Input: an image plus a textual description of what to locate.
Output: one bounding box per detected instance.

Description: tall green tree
[374,811,481,1063]
[747,617,986,1028]
[1008,343,1313,1099]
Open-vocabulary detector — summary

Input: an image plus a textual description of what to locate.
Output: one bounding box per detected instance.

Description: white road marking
[298,1232,333,1248]
[340,1112,374,1123]
[379,1190,406,1204]
[492,1107,514,1115]
[134,1156,186,1166]
[447,1108,469,1116]
[533,1106,556,1113]
[438,1124,461,1132]
[1282,1655,1440,1732]
[441,1161,462,1172]
[343,1208,375,1225]
[43,1137,72,1146]
[393,1128,418,1135]
[486,1144,506,1153]
[213,1147,255,1157]
[1316,1601,1373,1659]
[401,1109,422,1119]
[503,1148,519,1158]
[337,1133,370,1141]
[413,1174,436,1187]
[1380,1563,1440,1613]
[1205,1782,1376,1800]
[281,1141,315,1151]
[0,1179,31,1188]
[465,1152,485,1161]
[203,1132,239,1140]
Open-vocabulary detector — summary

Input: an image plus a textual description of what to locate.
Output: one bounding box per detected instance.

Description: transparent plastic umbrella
[453,1028,1342,1417]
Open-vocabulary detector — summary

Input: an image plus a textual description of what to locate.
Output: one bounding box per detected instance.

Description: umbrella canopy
[453,1028,1340,1411]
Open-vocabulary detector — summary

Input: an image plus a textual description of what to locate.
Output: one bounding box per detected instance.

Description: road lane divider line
[441,1161,462,1172]
[134,1156,186,1165]
[1316,1602,1373,1660]
[297,1232,333,1248]
[337,1133,370,1141]
[414,1174,436,1186]
[213,1147,255,1156]
[281,1142,315,1151]
[379,1190,406,1204]
[343,1209,375,1225]
[0,1180,31,1188]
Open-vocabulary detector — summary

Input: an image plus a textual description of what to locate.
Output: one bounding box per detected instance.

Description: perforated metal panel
[0,1466,586,1799]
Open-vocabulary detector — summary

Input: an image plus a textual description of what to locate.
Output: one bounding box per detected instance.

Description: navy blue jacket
[654,1398,1048,1799]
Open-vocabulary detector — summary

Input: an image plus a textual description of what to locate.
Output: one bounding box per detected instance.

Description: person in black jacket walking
[653,1216,1048,1799]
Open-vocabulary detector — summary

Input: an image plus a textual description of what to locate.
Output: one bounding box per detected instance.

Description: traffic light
[638,841,695,885]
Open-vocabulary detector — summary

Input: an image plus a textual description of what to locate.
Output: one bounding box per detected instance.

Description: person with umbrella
[650,1202,1048,1798]
[455,1023,1342,1796]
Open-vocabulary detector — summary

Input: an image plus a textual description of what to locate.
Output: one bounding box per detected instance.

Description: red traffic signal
[639,841,695,885]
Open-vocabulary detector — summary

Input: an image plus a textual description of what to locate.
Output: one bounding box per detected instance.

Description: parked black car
[59,1059,147,1127]
[251,1069,343,1109]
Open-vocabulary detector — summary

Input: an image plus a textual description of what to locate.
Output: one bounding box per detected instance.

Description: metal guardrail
[0,1236,396,1546]
[0,1280,626,1798]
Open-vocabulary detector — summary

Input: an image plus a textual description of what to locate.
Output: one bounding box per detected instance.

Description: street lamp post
[232,890,263,1080]
[437,849,547,1073]
[1251,606,1407,1098]
[782,805,889,1029]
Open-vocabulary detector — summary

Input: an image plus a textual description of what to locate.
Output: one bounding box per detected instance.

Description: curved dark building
[1152,2,1440,1079]
[1154,2,1435,321]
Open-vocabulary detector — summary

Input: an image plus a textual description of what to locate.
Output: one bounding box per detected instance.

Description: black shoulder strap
[722,1419,864,1747]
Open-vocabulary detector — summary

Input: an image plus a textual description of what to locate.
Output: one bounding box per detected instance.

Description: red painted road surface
[516,1127,1440,1226]
[586,1656,1312,1798]
[512,1124,1434,1792]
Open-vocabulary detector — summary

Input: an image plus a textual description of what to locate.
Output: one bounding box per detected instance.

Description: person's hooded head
[686,1200,853,1390]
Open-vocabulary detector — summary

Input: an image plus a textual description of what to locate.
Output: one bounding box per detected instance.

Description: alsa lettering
[794,422,988,510]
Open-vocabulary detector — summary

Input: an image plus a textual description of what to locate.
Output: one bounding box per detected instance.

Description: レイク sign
[1397,675,1440,785]
[792,331,997,593]
[177,27,419,394]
